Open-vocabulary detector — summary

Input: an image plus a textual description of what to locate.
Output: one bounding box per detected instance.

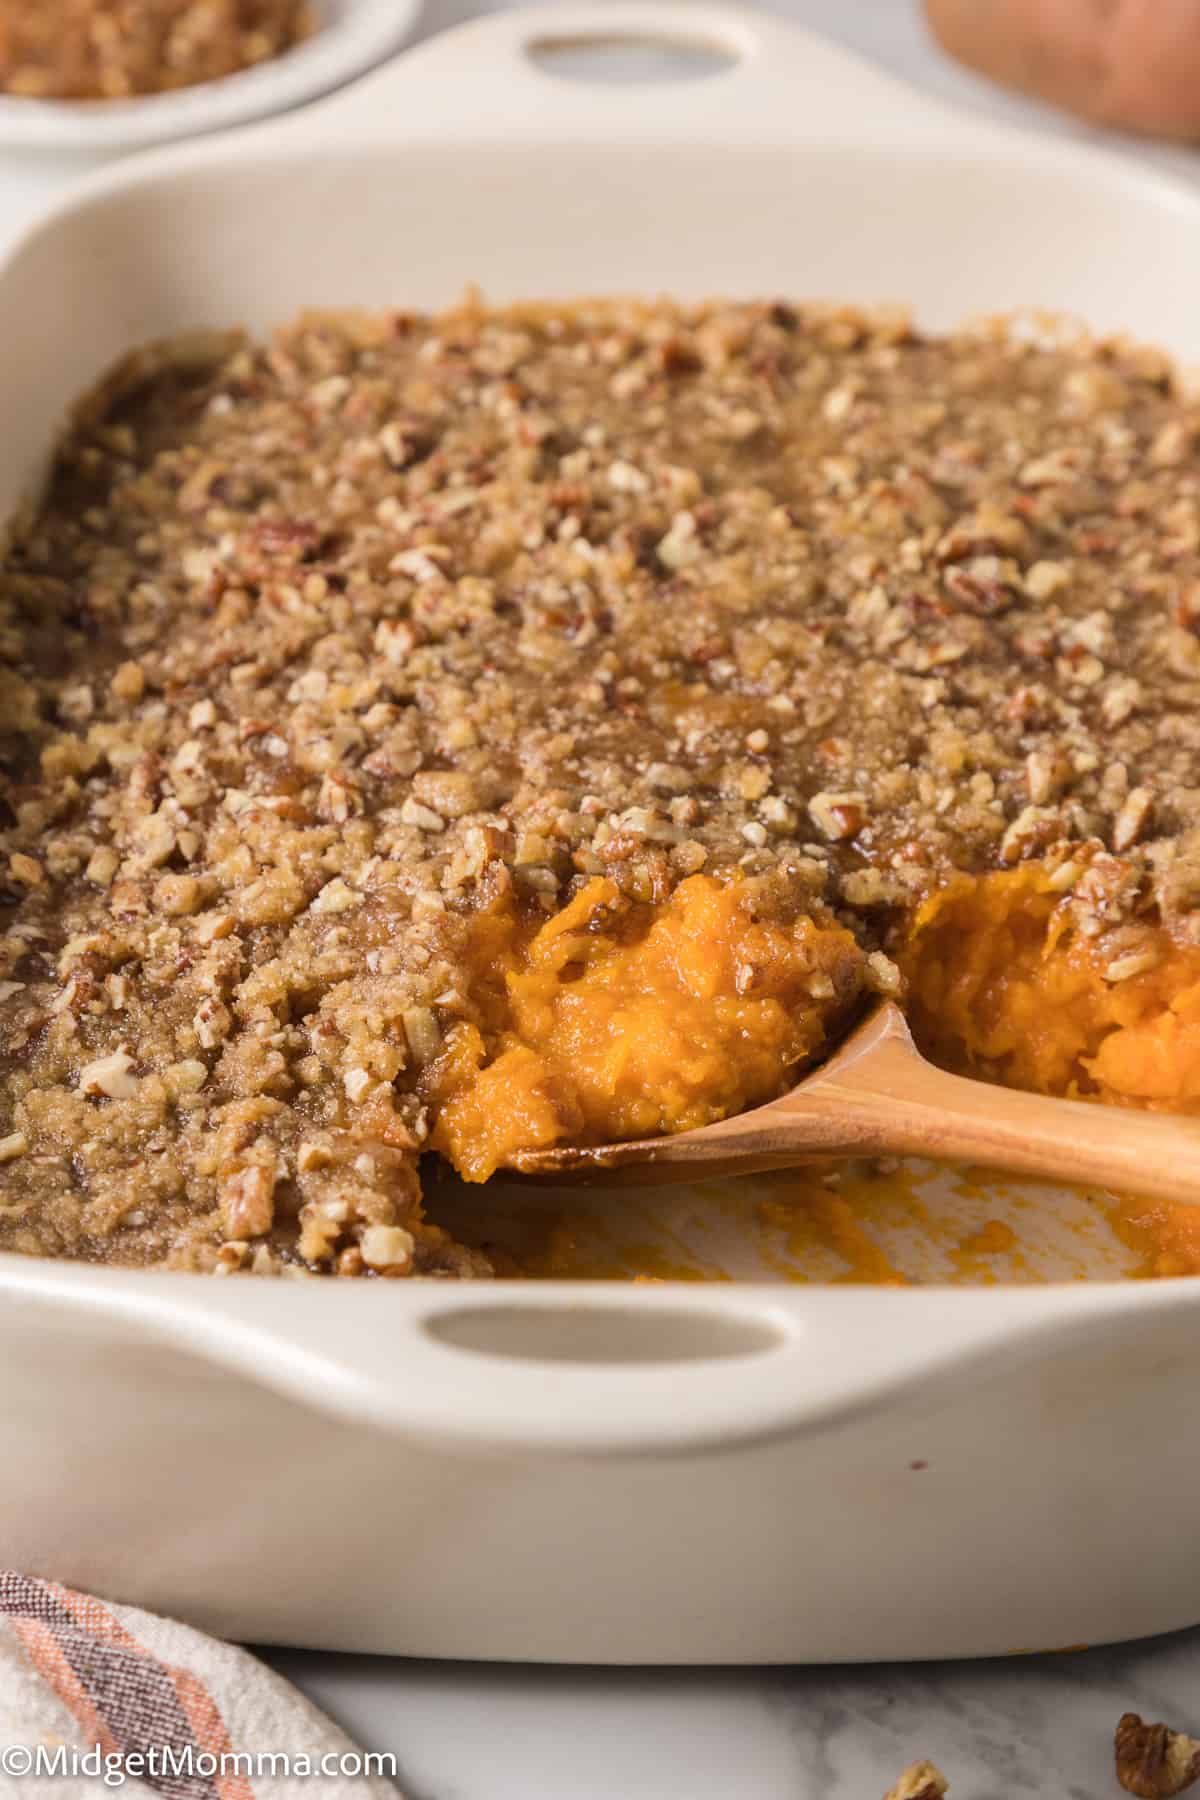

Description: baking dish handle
[0,1261,1155,1455]
[308,2,957,144]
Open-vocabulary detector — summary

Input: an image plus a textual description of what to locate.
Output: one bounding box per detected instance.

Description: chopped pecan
[656,337,702,376]
[221,1164,276,1241]
[250,519,323,561]
[1112,787,1155,854]
[882,1761,948,1800]
[1116,1713,1200,1798]
[808,791,867,842]
[78,1048,138,1100]
[942,561,1016,616]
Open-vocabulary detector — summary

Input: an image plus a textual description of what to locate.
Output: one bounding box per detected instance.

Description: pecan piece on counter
[1116,1713,1200,1798]
[882,1761,948,1800]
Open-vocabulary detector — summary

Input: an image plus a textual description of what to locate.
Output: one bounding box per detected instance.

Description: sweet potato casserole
[0,0,313,101]
[2,296,1200,1279]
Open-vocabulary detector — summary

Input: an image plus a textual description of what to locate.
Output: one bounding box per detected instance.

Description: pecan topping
[3,296,1200,1279]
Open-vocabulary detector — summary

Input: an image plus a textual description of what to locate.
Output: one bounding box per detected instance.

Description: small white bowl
[0,0,422,152]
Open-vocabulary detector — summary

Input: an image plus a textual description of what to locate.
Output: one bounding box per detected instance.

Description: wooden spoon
[508,1000,1200,1200]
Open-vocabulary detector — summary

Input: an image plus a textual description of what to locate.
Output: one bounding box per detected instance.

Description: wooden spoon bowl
[509,1001,1200,1201]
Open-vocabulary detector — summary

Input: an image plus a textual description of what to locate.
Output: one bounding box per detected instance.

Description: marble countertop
[6,2,1200,1792]
[268,1631,1200,1799]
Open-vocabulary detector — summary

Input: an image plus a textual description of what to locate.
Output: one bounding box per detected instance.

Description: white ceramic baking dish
[3,3,1200,1665]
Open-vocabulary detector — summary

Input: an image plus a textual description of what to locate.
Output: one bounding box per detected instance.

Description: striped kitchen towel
[0,1573,399,1798]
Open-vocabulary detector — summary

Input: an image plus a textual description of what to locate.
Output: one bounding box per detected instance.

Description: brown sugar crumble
[0,0,313,101]
[2,295,1200,1279]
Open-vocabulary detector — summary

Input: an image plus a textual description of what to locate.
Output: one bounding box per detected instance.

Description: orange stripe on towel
[172,1665,256,1800]
[51,1582,141,1648]
[50,1581,255,1800]
[11,1616,121,1760]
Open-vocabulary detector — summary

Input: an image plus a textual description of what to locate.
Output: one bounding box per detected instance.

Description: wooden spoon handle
[801,1002,1200,1206]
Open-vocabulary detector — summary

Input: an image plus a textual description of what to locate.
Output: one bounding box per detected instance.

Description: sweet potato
[925,0,1200,140]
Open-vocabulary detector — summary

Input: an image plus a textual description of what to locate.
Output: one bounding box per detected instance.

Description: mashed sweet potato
[424,874,865,1182]
[903,863,1200,1275]
[902,866,1200,1110]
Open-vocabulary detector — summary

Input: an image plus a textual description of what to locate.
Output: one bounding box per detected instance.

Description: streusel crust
[1,296,1198,1274]
[0,0,312,100]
